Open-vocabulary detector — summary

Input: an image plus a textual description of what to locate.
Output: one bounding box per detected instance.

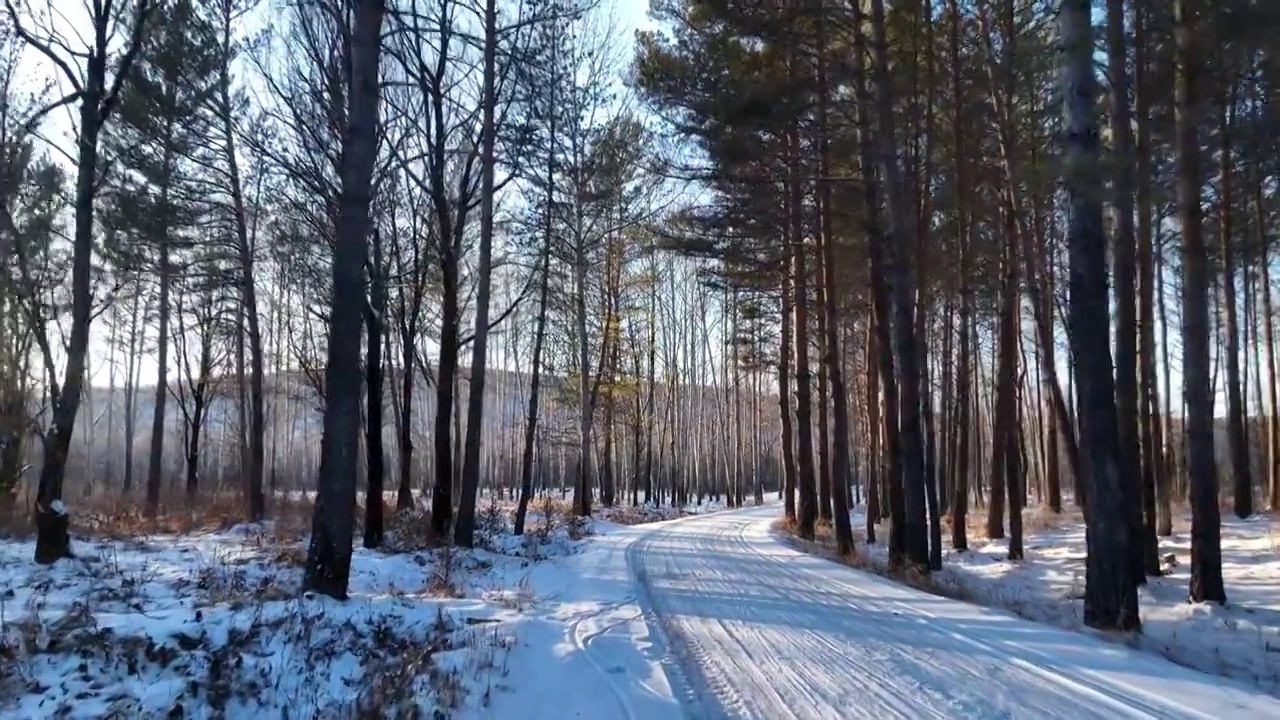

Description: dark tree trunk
[865,318,881,545]
[815,274,833,525]
[1175,0,1225,604]
[786,29,818,540]
[122,294,142,497]
[779,269,797,523]
[952,312,972,552]
[868,0,928,569]
[430,279,460,538]
[851,8,901,558]
[1061,0,1140,630]
[1218,88,1253,520]
[1106,0,1154,582]
[146,128,178,518]
[397,337,415,510]
[1134,0,1165,557]
[815,7,853,554]
[184,398,205,504]
[303,0,384,599]
[146,239,171,518]
[947,0,970,551]
[991,198,1019,553]
[364,230,386,549]
[455,0,499,547]
[602,394,617,508]
[515,220,553,536]
[1008,349,1024,561]
[222,78,266,521]
[33,1,151,563]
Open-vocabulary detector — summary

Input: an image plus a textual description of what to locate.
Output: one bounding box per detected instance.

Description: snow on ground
[0,502,589,719]
[797,505,1280,697]
[0,493,733,719]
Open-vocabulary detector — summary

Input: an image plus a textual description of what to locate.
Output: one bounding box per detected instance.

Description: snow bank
[0,506,588,718]
[816,508,1280,697]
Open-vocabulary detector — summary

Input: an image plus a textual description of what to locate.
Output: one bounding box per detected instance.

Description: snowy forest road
[626,504,1280,720]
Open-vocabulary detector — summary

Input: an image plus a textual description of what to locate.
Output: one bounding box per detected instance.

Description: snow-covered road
[619,504,1280,720]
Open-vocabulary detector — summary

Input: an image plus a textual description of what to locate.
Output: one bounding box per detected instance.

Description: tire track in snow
[634,514,954,719]
[753,522,1208,719]
[629,521,749,720]
[569,599,642,720]
[738,519,1210,718]
[716,517,985,719]
[718,524,967,718]
[628,505,1280,720]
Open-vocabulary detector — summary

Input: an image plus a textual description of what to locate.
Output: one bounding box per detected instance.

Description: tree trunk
[364,230,386,549]
[456,0,499,545]
[1106,0,1155,581]
[302,0,384,599]
[1173,0,1226,605]
[990,198,1018,553]
[851,5,903,558]
[786,30,818,540]
[430,264,460,538]
[184,398,205,503]
[1218,87,1253,520]
[573,243,594,518]
[32,2,145,564]
[1256,162,1280,511]
[397,335,415,510]
[1157,209,1177,525]
[1061,0,1140,630]
[515,110,556,535]
[865,317,881,544]
[868,0,930,570]
[146,233,171,518]
[947,0,970,550]
[815,6,853,554]
[779,269,797,523]
[219,20,266,521]
[1134,0,1166,551]
[815,267,833,525]
[952,310,971,552]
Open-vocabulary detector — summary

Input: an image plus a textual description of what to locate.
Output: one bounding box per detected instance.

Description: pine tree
[106,0,221,517]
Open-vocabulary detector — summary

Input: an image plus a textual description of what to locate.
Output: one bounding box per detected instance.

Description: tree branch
[98,0,152,125]
[4,0,84,92]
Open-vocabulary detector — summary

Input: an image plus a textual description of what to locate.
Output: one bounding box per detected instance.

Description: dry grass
[939,504,1082,542]
[0,490,315,544]
[598,504,687,526]
[384,505,449,552]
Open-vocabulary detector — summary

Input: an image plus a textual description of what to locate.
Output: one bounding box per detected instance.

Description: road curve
[627,504,1280,720]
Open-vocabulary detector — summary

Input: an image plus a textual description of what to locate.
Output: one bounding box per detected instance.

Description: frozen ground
[803,505,1280,697]
[7,500,1277,719]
